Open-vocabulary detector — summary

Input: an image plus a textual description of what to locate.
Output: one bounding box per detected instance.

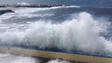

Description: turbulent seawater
[0,3,112,57]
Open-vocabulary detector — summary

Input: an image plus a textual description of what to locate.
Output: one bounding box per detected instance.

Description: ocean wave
[0,12,112,56]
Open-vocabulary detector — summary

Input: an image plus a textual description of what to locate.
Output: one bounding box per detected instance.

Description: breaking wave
[0,11,112,56]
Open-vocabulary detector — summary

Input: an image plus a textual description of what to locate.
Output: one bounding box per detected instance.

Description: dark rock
[0,9,14,15]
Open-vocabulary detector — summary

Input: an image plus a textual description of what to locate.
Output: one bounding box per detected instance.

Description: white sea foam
[69,5,81,8]
[51,5,80,9]
[47,59,70,63]
[0,12,112,56]
[0,20,1,23]
[0,54,38,63]
[0,13,15,20]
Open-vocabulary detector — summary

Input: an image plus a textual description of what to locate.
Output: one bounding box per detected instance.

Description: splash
[0,12,112,56]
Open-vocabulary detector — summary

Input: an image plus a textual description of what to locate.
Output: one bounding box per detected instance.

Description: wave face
[0,7,112,56]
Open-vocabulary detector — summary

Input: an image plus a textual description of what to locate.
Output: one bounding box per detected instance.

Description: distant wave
[17,2,30,5]
[67,5,81,8]
[49,5,81,9]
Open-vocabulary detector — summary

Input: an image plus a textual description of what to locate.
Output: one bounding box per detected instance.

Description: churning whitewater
[0,7,112,56]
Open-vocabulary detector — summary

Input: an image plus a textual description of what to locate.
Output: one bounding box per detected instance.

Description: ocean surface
[0,1,112,62]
